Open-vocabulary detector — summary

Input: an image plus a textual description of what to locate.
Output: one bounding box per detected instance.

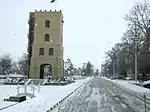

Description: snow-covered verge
[102,77,150,93]
[102,77,150,100]
[143,80,150,85]
[0,79,5,84]
[51,77,148,112]
[0,84,40,111]
[0,77,91,112]
[102,77,150,111]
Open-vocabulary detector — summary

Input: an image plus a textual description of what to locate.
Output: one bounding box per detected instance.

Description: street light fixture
[133,38,139,84]
[130,20,140,84]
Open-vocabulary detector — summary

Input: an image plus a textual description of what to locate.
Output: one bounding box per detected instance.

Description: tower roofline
[30,10,62,13]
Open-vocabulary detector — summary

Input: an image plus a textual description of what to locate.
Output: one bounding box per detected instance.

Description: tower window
[45,20,50,27]
[49,48,54,55]
[39,48,44,55]
[45,34,50,41]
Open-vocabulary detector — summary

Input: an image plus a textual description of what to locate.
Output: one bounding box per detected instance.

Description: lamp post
[130,20,140,84]
[124,40,139,84]
[126,39,139,84]
[133,38,138,84]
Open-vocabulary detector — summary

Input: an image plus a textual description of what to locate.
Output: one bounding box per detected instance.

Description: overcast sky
[0,0,143,69]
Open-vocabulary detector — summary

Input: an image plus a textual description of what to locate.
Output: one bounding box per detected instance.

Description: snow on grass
[101,76,150,103]
[0,85,34,110]
[120,103,127,109]
[0,86,20,109]
[1,93,50,112]
[114,80,150,93]
[0,78,91,112]
[143,80,150,85]
[39,78,91,108]
[110,106,116,112]
[102,77,150,93]
[0,79,4,85]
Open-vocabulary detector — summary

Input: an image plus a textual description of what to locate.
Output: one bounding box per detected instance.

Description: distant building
[27,10,64,79]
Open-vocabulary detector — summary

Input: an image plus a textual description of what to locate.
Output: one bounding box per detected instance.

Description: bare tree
[0,54,12,75]
[125,1,150,51]
[11,61,19,74]
[102,1,150,78]
[18,53,28,75]
[65,59,74,76]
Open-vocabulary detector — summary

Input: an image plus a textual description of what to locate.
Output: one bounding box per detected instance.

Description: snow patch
[102,77,150,94]
[85,88,102,112]
[120,103,127,108]
[110,106,116,112]
[102,93,107,102]
[115,98,119,101]
[0,78,91,112]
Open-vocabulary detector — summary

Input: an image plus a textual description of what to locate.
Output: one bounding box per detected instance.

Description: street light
[130,21,140,84]
[133,38,139,84]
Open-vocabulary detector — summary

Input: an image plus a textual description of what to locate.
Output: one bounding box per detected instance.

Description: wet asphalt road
[53,77,148,112]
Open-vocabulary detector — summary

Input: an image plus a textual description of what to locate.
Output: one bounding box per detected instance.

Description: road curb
[0,103,19,111]
[47,78,91,112]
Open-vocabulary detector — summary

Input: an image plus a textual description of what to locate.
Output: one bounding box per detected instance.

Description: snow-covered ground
[0,78,91,112]
[0,79,5,84]
[102,77,150,98]
[143,80,150,85]
[51,77,148,112]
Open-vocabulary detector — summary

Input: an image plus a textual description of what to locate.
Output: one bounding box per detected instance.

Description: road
[52,77,149,112]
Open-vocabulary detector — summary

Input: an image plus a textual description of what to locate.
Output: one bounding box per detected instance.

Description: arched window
[45,34,50,41]
[45,20,50,27]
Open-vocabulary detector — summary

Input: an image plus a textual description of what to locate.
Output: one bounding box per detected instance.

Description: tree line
[0,53,28,75]
[101,1,150,82]
[0,53,99,77]
[64,59,99,77]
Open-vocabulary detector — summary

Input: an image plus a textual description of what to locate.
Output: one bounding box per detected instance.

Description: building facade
[27,10,64,79]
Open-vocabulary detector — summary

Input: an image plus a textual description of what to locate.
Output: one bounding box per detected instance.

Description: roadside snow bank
[0,78,91,112]
[102,77,150,94]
